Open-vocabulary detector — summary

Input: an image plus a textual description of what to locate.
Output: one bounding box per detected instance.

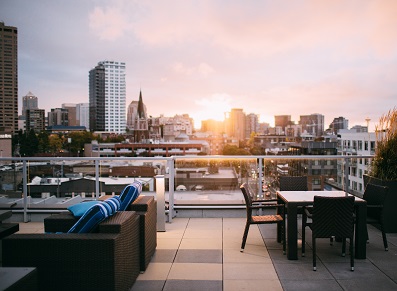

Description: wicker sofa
[2,211,140,291]
[44,195,157,272]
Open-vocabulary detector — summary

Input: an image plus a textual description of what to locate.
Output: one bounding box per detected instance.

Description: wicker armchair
[2,211,140,291]
[303,196,355,271]
[240,183,286,254]
[363,184,389,251]
[44,195,157,272]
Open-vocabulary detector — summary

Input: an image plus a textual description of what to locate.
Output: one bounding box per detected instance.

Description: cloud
[89,6,133,41]
[171,62,215,77]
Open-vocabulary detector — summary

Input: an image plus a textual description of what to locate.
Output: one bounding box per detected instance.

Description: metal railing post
[155,175,166,231]
[344,157,350,194]
[95,159,100,200]
[167,158,175,222]
[22,160,28,222]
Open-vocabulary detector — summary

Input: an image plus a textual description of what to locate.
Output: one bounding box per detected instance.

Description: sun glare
[192,94,232,127]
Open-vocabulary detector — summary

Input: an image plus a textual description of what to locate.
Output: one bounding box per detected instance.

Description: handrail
[0,155,373,222]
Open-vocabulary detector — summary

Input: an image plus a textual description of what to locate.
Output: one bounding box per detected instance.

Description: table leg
[355,203,367,259]
[286,204,298,260]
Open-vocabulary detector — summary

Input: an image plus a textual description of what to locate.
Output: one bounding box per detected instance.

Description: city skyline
[2,1,397,131]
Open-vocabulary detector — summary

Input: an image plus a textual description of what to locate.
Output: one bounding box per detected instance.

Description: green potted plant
[364,107,397,232]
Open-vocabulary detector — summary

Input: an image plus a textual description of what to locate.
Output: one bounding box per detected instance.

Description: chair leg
[380,225,388,251]
[312,237,317,271]
[301,223,306,257]
[342,238,346,257]
[350,237,354,271]
[281,220,286,255]
[241,222,250,252]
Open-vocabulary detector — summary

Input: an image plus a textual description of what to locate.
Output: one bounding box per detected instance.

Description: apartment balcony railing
[0,155,373,223]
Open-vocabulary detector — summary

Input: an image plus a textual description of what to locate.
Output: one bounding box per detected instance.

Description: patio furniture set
[240,176,390,271]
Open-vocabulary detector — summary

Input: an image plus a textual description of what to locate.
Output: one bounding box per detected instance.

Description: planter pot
[363,174,397,233]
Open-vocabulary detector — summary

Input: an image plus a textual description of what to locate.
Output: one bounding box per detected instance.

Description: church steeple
[137,90,145,119]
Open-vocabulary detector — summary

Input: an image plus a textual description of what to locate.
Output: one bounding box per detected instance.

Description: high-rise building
[26,109,45,132]
[300,113,325,137]
[48,108,68,126]
[275,115,291,133]
[22,91,38,116]
[62,103,78,126]
[245,113,259,138]
[0,22,18,133]
[76,103,89,129]
[329,116,348,134]
[225,108,246,141]
[89,61,126,133]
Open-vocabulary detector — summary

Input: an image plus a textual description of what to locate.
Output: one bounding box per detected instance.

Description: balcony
[1,155,396,290]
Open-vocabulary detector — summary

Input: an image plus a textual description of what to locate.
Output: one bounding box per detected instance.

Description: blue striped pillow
[67,196,122,233]
[119,181,142,211]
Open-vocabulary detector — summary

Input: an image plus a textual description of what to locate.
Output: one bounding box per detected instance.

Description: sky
[1,0,397,131]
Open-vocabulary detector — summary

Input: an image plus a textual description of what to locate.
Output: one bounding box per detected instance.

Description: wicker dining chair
[303,195,356,271]
[240,183,286,254]
[363,183,389,251]
[279,176,308,192]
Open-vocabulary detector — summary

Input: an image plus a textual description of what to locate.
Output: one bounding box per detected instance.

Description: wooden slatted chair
[240,183,286,254]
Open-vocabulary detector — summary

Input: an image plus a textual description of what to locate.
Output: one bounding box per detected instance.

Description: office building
[48,108,68,126]
[22,92,39,117]
[62,103,78,126]
[89,61,126,133]
[26,109,45,133]
[225,108,246,141]
[245,113,259,138]
[299,113,325,137]
[275,115,292,133]
[0,22,18,133]
[329,116,348,134]
[76,103,89,129]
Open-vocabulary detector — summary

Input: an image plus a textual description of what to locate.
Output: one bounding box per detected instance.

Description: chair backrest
[312,195,355,238]
[279,176,308,191]
[363,183,388,206]
[240,183,253,206]
[363,183,389,219]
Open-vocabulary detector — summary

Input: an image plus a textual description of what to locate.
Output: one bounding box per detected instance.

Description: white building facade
[337,129,376,195]
[89,61,126,134]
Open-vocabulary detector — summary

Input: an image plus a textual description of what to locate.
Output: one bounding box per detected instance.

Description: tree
[49,134,63,155]
[222,144,250,155]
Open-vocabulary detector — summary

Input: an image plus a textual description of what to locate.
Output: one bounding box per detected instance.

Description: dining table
[276,190,367,260]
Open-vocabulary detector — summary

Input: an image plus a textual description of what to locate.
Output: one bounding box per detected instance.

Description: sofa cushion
[119,181,142,211]
[67,201,98,217]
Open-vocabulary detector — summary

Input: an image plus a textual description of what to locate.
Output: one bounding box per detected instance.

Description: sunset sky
[1,0,397,130]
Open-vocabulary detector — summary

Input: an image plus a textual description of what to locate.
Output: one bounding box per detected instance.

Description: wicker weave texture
[279,176,308,191]
[312,196,355,238]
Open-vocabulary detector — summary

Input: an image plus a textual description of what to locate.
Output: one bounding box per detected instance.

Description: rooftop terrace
[5,215,397,291]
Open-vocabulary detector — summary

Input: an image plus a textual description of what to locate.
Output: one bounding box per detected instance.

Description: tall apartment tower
[0,22,18,133]
[89,61,126,133]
